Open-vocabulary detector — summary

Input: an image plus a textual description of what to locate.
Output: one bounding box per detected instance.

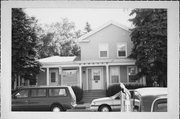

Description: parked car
[12,86,77,112]
[90,92,121,112]
[90,87,167,112]
[132,87,167,112]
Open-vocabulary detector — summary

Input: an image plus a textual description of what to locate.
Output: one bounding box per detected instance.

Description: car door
[28,88,48,111]
[12,89,30,111]
[112,93,121,111]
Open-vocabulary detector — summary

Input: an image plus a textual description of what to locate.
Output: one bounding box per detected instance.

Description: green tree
[37,18,81,58]
[12,8,41,88]
[129,9,167,87]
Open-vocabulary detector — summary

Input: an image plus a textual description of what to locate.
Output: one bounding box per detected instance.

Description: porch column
[106,64,109,89]
[79,66,82,88]
[59,67,62,85]
[46,67,49,86]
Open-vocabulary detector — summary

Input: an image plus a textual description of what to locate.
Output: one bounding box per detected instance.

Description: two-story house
[37,21,146,91]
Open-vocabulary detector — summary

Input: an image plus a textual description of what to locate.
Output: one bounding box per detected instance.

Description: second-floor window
[99,44,108,58]
[117,44,127,57]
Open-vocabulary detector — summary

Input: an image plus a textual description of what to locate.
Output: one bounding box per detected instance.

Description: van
[12,86,77,112]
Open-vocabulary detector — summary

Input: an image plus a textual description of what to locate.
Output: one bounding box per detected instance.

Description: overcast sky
[25,8,135,31]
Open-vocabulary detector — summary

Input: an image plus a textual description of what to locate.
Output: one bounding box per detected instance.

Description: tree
[37,18,81,58]
[12,8,41,88]
[129,9,167,87]
[84,22,92,33]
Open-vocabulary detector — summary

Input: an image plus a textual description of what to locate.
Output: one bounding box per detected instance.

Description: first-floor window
[128,66,137,83]
[51,72,56,82]
[110,67,120,84]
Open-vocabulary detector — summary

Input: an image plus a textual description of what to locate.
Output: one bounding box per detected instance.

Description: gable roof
[38,56,76,64]
[79,20,130,43]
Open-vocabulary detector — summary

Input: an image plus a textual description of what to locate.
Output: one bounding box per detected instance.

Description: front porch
[37,59,146,90]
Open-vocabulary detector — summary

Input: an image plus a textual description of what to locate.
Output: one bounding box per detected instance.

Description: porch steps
[82,90,106,103]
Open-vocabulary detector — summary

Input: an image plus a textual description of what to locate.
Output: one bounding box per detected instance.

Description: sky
[25,8,135,31]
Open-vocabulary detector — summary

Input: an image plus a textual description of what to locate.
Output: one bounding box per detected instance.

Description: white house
[37,21,146,91]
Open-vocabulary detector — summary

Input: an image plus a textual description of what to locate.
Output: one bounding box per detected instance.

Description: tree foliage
[37,18,81,58]
[12,8,41,83]
[129,9,167,86]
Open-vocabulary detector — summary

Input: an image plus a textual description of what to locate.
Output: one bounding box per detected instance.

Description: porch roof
[38,56,76,64]
[75,58,136,64]
[38,56,136,67]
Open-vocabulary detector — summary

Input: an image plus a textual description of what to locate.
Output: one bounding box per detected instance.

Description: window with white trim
[51,72,56,83]
[128,66,137,83]
[117,44,127,57]
[110,67,120,84]
[99,44,108,58]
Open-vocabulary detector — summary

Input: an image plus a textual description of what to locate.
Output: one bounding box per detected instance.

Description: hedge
[71,86,83,103]
[106,84,146,97]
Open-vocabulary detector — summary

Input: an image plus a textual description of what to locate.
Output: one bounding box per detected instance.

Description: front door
[91,68,103,90]
[49,69,58,86]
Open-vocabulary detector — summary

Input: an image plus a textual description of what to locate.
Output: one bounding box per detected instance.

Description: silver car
[90,92,121,112]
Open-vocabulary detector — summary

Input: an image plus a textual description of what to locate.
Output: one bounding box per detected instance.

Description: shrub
[106,84,146,97]
[124,84,146,89]
[71,86,83,103]
[106,84,121,97]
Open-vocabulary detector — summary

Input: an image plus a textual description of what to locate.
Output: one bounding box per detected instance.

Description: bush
[124,84,146,89]
[71,86,83,103]
[106,84,122,97]
[106,84,146,97]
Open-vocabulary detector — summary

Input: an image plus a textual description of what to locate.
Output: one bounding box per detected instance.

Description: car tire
[51,105,63,112]
[99,105,111,112]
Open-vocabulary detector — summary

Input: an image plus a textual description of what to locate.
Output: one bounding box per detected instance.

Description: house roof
[79,20,130,42]
[38,56,76,64]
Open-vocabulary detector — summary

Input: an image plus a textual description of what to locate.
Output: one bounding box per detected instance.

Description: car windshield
[111,92,121,99]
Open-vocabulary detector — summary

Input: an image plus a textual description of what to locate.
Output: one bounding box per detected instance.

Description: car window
[154,102,167,112]
[133,91,140,99]
[15,89,29,98]
[49,88,67,97]
[31,89,46,97]
[115,96,120,100]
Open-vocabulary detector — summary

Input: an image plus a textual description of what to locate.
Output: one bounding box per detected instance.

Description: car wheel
[99,105,111,112]
[51,105,63,112]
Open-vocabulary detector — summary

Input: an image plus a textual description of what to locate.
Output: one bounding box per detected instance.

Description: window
[110,67,120,84]
[15,90,29,98]
[155,103,167,112]
[49,88,67,97]
[93,71,100,82]
[117,44,127,57]
[153,99,167,112]
[128,66,137,83]
[100,51,108,57]
[31,89,46,97]
[99,44,108,58]
[51,72,56,82]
